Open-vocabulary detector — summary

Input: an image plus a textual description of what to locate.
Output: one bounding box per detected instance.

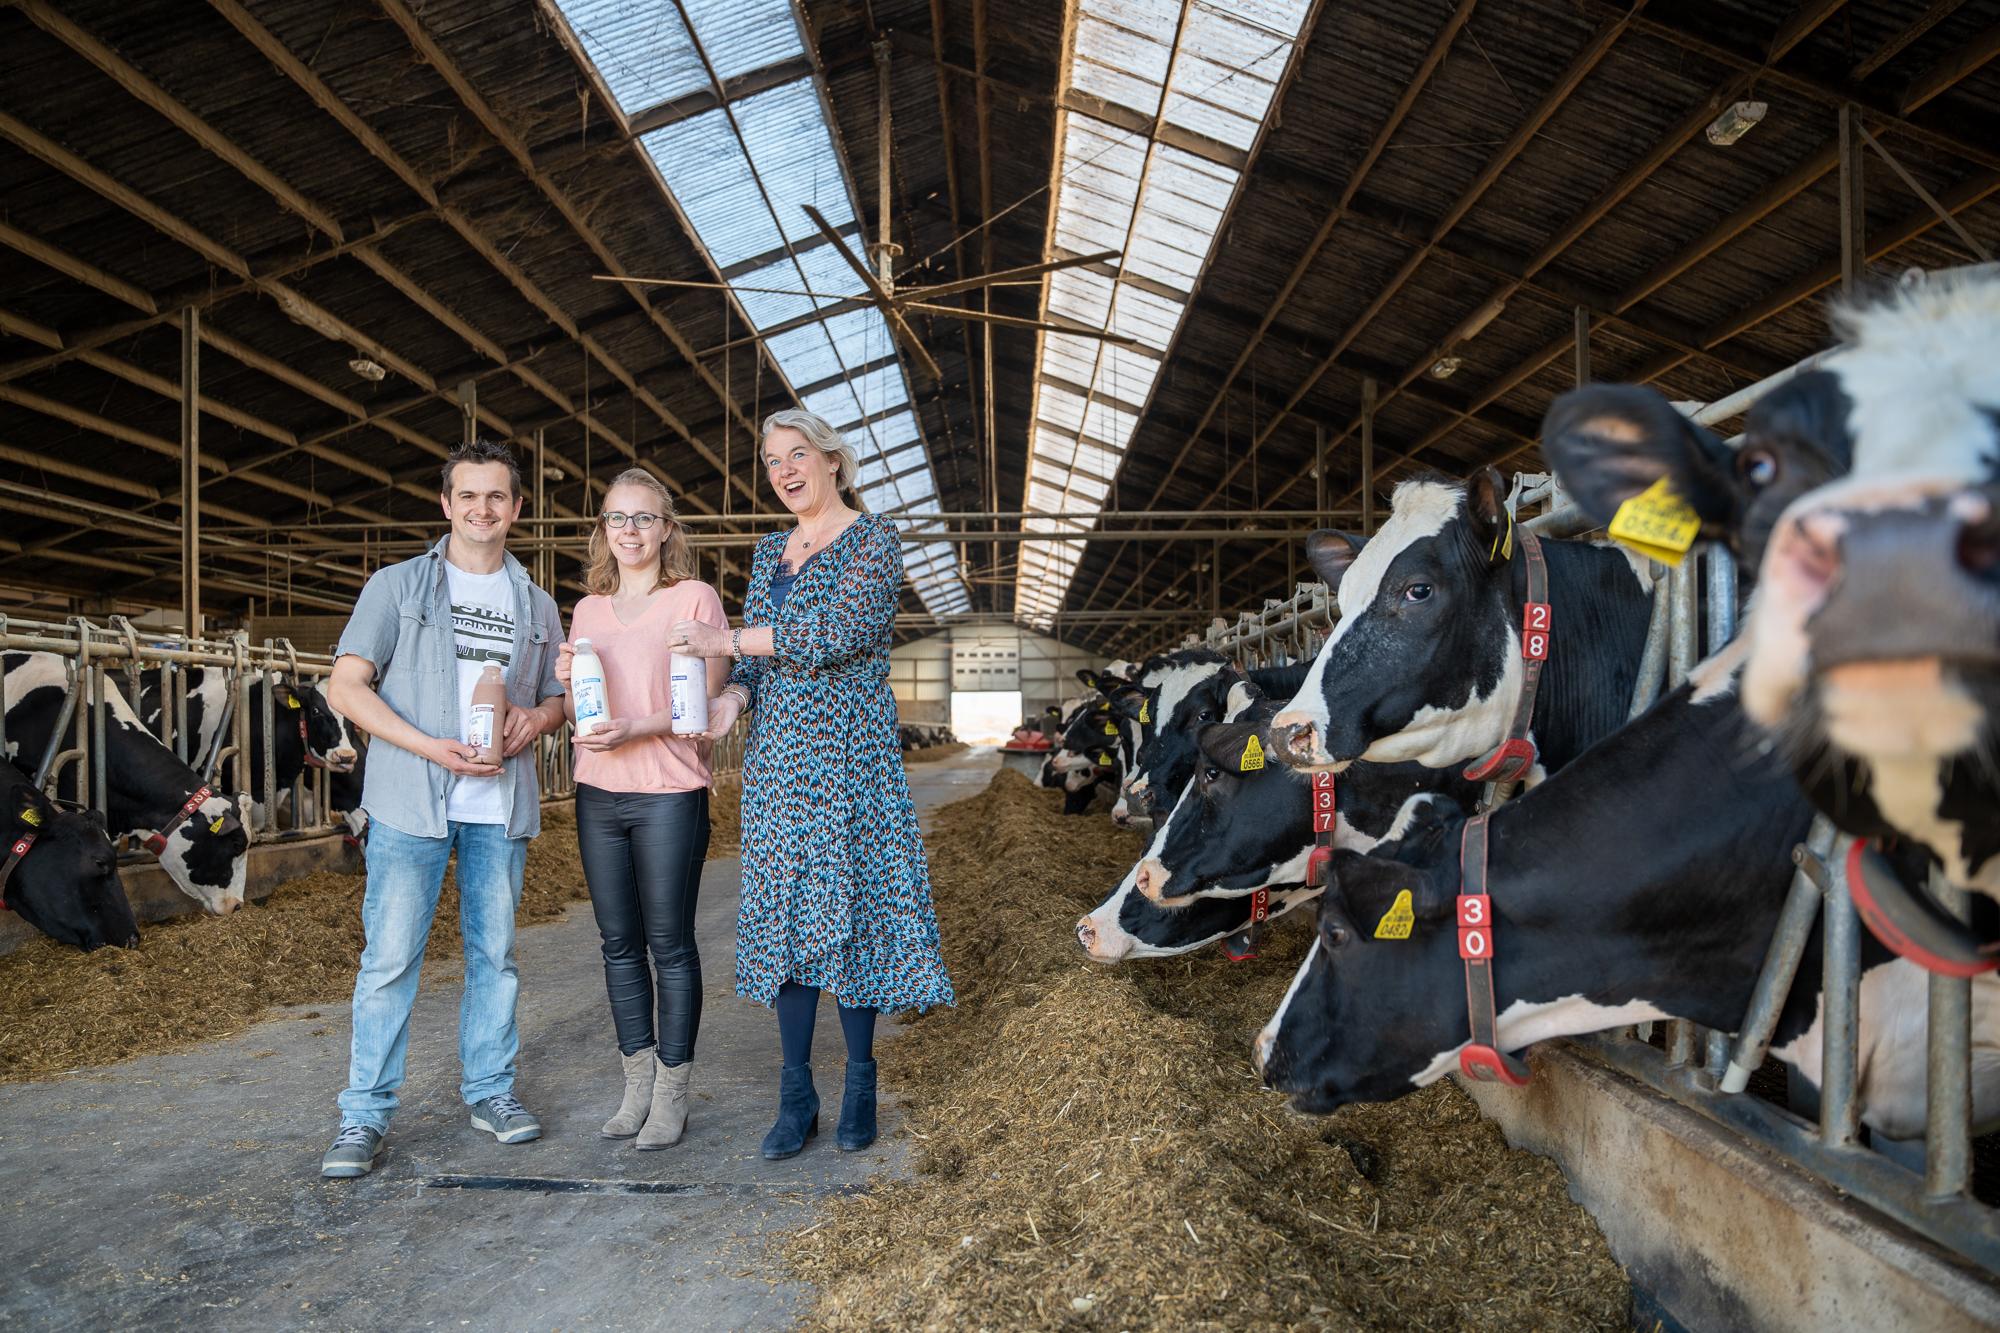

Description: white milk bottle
[571,638,610,737]
[669,653,708,735]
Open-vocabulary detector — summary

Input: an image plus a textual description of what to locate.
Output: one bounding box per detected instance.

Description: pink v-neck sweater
[567,579,726,793]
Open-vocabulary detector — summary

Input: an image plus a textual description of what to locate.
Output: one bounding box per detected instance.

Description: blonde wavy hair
[761,408,867,513]
[584,468,696,596]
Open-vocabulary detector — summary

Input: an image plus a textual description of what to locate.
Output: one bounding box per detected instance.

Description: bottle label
[469,704,495,751]
[574,678,607,724]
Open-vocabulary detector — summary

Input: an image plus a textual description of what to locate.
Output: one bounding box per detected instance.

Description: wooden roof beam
[1851,1,1969,81]
[1579,2,2000,170]
[386,0,767,458]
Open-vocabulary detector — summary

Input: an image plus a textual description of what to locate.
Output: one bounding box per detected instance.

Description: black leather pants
[574,784,710,1065]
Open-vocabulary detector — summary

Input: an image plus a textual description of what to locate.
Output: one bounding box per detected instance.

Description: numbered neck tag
[1373,889,1415,940]
[1607,477,1700,566]
[1239,735,1266,772]
[1311,770,1337,833]
[1456,893,1493,959]
[1521,601,1552,662]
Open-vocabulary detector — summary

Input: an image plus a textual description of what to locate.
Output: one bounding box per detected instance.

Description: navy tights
[775,981,876,1067]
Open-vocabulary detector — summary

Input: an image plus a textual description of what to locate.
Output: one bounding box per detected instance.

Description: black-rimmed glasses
[602,511,664,530]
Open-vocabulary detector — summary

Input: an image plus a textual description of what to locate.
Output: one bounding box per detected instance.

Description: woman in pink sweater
[555,468,728,1150]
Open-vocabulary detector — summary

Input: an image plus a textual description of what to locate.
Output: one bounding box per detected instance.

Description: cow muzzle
[1134,858,1172,903]
[1075,912,1132,963]
[1804,492,2000,675]
[1268,715,1333,769]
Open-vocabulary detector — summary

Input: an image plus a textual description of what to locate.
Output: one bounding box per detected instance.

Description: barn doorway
[949,690,1023,745]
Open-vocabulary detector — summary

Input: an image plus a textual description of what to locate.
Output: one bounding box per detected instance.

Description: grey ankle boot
[635,1060,692,1150]
[601,1050,657,1139]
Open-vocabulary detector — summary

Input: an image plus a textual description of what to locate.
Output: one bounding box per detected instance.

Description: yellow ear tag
[1607,477,1700,567]
[1373,888,1415,940]
[1102,721,1117,736]
[1095,751,1112,766]
[19,806,42,827]
[1139,699,1150,724]
[285,695,302,710]
[209,815,226,835]
[1239,734,1266,772]
[1489,507,1515,562]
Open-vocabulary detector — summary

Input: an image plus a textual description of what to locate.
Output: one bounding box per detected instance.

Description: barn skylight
[1014,0,1313,627]
[551,0,970,616]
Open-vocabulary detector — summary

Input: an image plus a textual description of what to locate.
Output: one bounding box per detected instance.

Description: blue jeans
[337,820,528,1131]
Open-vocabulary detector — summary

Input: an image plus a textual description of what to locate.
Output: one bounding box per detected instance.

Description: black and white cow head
[3,766,137,951]
[1545,268,2000,898]
[1120,648,1246,819]
[283,680,360,773]
[1270,472,1524,771]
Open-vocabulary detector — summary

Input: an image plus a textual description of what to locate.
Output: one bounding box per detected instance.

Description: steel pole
[180,307,201,639]
[1360,378,1376,536]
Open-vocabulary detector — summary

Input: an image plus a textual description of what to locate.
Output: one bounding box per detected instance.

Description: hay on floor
[0,807,588,1083]
[903,742,970,764]
[786,768,1628,1330]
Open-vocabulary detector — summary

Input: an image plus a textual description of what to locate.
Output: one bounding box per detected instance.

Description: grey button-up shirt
[334,535,565,840]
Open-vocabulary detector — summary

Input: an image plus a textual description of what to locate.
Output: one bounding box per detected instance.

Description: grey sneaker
[470,1093,542,1143]
[321,1123,383,1179]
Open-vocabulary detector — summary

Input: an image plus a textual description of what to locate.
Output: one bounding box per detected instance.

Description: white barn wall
[888,626,1110,725]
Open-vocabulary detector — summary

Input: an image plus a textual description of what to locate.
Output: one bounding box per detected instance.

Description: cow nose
[1953,491,2000,580]
[218,896,243,915]
[1075,916,1097,953]
[1135,859,1170,903]
[1269,718,1318,765]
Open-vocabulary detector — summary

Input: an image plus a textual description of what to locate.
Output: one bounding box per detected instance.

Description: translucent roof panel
[559,0,967,617]
[560,1,707,111]
[1016,0,1311,624]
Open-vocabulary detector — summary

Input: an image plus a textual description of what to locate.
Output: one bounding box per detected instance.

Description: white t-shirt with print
[444,560,514,825]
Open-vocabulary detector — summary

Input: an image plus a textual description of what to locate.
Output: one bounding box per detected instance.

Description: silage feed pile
[787,768,1628,1330]
[0,807,589,1082]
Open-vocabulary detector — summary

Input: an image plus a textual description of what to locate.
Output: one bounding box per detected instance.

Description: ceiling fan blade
[900,250,1121,303]
[885,305,945,383]
[591,273,838,299]
[800,205,894,305]
[902,302,1143,347]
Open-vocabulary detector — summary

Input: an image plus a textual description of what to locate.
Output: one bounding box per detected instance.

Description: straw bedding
[785,768,1628,1330]
[0,806,588,1083]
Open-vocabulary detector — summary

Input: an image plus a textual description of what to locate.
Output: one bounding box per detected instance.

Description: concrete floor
[1,749,1000,1332]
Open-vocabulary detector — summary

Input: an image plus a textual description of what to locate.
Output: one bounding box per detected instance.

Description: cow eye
[1739,448,1779,488]
[1402,583,1433,603]
[1201,762,1221,785]
[1196,707,1214,722]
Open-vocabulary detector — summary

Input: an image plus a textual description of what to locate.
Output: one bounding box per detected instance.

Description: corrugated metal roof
[1015,0,1310,625]
[554,0,970,615]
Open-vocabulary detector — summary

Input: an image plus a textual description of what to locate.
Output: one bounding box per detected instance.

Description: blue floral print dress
[728,513,955,1013]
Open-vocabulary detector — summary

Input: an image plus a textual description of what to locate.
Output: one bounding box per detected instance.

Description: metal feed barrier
[1165,410,1998,1271]
[0,615,585,854]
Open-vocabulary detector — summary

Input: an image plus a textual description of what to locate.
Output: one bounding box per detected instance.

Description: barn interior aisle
[0,750,994,1330]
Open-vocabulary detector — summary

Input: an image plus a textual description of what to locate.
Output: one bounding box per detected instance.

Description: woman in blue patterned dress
[669,408,954,1160]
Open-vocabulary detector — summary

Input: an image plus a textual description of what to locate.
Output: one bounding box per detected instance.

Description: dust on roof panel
[734,79,856,246]
[682,0,804,84]
[640,113,781,269]
[557,0,708,113]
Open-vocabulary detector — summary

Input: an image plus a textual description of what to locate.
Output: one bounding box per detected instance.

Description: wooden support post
[1839,104,1865,294]
[180,306,201,638]
[872,41,897,289]
[457,378,478,446]
[1360,378,1377,536]
[533,428,548,591]
[1573,306,1590,385]
[1315,424,1328,529]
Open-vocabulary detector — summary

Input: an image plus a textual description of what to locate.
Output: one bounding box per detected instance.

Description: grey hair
[760,409,864,510]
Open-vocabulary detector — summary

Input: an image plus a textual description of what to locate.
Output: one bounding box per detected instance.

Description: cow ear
[1465,467,1512,565]
[1542,384,1737,536]
[1304,529,1364,591]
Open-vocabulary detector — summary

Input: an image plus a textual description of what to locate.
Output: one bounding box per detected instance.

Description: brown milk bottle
[469,662,508,765]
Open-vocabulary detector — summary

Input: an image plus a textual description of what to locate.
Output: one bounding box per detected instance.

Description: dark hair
[441,438,522,498]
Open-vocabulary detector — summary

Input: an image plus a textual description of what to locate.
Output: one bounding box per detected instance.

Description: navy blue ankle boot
[836,1059,878,1152]
[760,1063,820,1161]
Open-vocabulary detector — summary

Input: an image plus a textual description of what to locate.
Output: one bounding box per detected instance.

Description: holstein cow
[1078,688,1478,962]
[1255,655,2000,1141]
[1543,269,2000,970]
[282,738,370,844]
[1048,684,1138,817]
[1119,650,1312,821]
[4,653,251,914]
[2,758,137,951]
[1268,471,1655,784]
[138,669,359,826]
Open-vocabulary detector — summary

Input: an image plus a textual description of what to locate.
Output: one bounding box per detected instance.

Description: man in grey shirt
[320,439,568,1179]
